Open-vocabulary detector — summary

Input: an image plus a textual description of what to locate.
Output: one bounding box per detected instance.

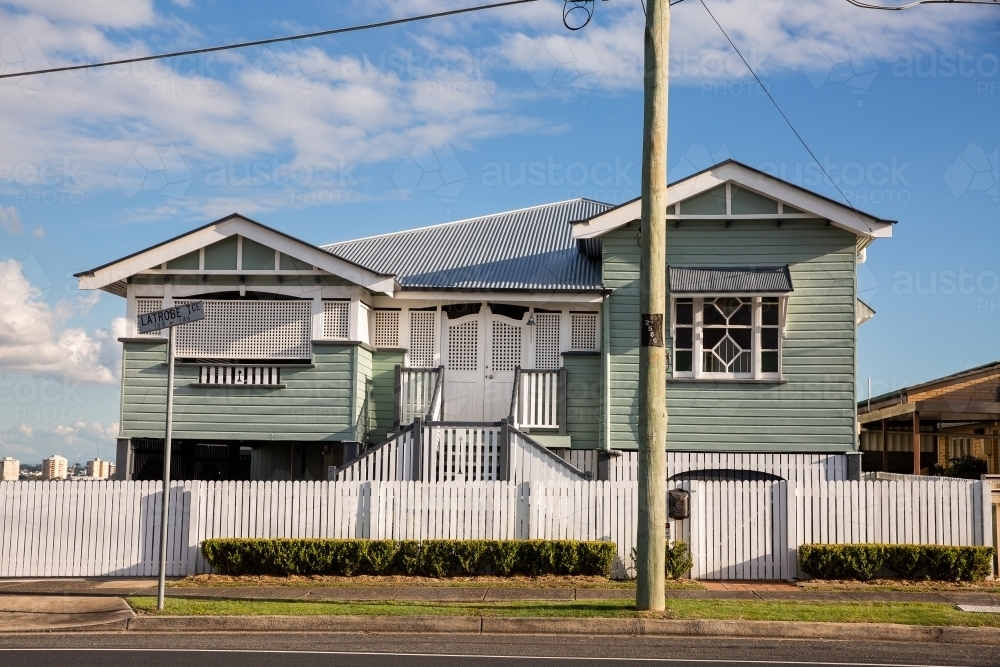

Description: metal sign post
[138,301,204,612]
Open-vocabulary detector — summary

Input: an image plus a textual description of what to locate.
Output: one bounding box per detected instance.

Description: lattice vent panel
[136,299,164,337]
[534,313,560,370]
[491,320,522,373]
[323,301,349,339]
[174,300,311,359]
[570,313,599,351]
[409,310,437,367]
[199,366,280,385]
[447,320,478,371]
[373,310,400,347]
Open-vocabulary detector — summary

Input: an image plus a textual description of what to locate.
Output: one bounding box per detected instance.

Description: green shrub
[666,540,694,579]
[930,454,989,480]
[200,538,617,578]
[799,543,995,582]
[397,540,422,575]
[454,540,489,576]
[490,540,520,575]
[420,540,455,577]
[364,540,399,575]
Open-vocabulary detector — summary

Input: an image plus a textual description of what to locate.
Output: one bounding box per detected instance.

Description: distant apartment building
[42,455,68,480]
[1,457,18,481]
[86,458,115,479]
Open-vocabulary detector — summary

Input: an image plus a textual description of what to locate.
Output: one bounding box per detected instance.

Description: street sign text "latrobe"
[137,301,205,334]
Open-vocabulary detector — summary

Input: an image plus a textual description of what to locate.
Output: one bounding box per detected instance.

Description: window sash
[671,296,783,380]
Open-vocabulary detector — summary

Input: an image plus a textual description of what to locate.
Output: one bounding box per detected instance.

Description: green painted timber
[602,218,859,453]
[563,353,602,450]
[354,345,373,442]
[120,340,363,441]
[370,350,405,442]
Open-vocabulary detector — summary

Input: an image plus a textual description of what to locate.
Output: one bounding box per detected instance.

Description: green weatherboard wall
[602,218,858,453]
[120,341,364,441]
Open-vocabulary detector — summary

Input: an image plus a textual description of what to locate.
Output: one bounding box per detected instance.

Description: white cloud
[0,206,23,235]
[0,0,988,223]
[0,259,123,383]
[16,424,32,438]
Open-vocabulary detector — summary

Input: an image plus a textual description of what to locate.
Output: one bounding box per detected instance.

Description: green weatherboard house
[76,160,893,483]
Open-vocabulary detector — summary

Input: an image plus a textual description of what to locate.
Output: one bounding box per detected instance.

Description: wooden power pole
[636,0,669,611]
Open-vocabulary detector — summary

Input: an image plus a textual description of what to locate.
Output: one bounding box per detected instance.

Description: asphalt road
[0,633,996,667]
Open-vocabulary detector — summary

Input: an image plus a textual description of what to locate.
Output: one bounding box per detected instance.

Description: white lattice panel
[534,313,560,370]
[491,320,522,372]
[373,310,400,347]
[409,310,436,367]
[174,300,311,359]
[571,313,598,351]
[136,299,164,337]
[447,320,478,371]
[323,301,349,339]
[199,366,280,385]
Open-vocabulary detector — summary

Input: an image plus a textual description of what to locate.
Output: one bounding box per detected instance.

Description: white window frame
[671,295,786,381]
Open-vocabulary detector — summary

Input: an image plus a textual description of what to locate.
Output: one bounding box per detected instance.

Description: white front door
[443,310,485,421]
[441,304,527,422]
[483,309,526,422]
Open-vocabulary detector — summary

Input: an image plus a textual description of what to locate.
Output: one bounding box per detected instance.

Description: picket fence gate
[0,478,992,580]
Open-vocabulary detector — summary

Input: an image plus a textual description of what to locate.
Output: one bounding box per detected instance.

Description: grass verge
[127,597,1000,627]
[169,574,702,590]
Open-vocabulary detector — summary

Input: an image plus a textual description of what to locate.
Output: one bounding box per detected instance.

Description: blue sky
[0,0,997,464]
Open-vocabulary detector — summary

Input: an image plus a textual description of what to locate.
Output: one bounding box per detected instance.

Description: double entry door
[442,304,526,422]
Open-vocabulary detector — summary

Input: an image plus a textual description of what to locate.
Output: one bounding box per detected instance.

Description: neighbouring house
[858,361,1000,475]
[76,160,894,483]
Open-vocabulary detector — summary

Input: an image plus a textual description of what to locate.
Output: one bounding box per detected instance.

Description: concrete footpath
[0,595,134,632]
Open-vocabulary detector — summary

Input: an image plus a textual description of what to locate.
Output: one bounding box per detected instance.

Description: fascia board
[77,216,395,296]
[572,199,640,239]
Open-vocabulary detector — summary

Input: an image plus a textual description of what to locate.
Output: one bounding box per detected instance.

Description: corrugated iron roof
[668,266,793,293]
[323,199,613,291]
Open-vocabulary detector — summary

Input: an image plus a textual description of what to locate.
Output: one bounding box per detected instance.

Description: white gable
[77,215,396,296]
[572,161,894,241]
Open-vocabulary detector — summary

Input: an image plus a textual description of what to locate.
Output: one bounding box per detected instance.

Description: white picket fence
[0,477,992,580]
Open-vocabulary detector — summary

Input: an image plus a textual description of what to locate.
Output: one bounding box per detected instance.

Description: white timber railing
[394,366,444,428]
[0,477,991,580]
[333,421,588,484]
[511,367,566,432]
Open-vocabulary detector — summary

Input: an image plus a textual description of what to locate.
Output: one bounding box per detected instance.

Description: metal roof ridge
[321,198,613,249]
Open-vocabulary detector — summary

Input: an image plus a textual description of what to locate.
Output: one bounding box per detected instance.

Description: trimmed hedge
[201,538,617,577]
[799,544,995,582]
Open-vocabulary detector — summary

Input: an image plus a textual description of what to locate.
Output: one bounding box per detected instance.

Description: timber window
[570,312,598,351]
[408,310,437,367]
[323,300,349,339]
[672,296,784,380]
[534,313,561,370]
[372,310,400,348]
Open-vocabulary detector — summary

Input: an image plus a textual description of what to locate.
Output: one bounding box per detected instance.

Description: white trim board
[572,162,894,240]
[77,215,397,296]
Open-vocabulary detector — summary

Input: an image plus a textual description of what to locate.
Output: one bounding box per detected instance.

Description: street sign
[135,299,204,612]
[137,301,205,334]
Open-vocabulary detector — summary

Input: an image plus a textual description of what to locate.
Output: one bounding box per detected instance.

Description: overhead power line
[0,0,539,81]
[845,0,998,9]
[698,0,875,233]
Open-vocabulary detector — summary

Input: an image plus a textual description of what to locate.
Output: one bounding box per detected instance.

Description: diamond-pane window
[702,297,753,375]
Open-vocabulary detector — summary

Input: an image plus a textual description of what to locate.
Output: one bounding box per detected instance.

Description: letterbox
[668,488,690,520]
